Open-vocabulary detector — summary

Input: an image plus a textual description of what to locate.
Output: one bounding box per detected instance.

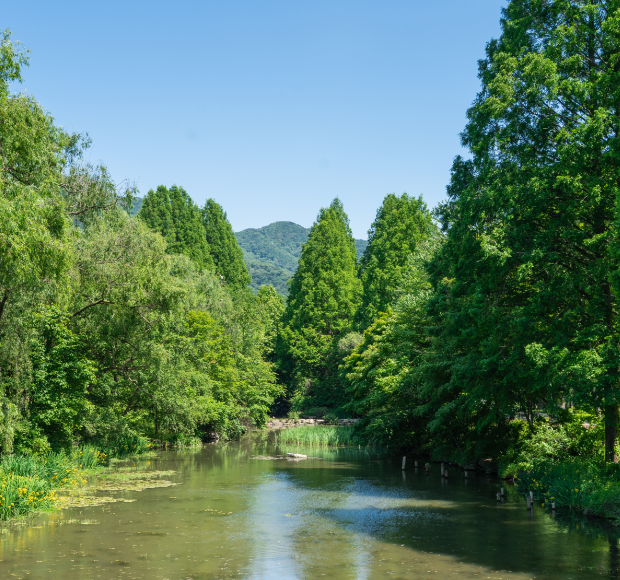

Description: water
[0,436,618,579]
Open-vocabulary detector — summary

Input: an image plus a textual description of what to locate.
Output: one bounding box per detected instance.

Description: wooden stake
[440,462,445,476]
[402,456,406,470]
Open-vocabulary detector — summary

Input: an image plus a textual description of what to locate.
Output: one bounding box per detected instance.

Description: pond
[0,435,618,579]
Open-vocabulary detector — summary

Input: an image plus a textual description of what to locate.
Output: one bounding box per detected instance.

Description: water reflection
[0,437,617,579]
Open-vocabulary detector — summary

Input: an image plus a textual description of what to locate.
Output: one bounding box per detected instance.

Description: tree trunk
[605,403,619,463]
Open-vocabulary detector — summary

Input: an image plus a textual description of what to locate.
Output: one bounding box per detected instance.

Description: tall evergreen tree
[202,199,251,289]
[357,193,436,329]
[424,0,620,462]
[139,185,213,271]
[279,198,361,409]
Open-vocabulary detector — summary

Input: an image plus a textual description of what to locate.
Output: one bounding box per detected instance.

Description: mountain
[235,221,368,296]
[129,196,143,217]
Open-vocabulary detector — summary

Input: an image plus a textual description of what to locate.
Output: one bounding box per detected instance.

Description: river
[0,436,618,579]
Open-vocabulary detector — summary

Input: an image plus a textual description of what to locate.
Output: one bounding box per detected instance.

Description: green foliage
[0,32,284,461]
[343,238,441,449]
[516,460,620,520]
[235,221,368,296]
[357,193,436,330]
[203,199,251,289]
[277,426,355,446]
[279,199,361,410]
[245,261,291,296]
[139,185,213,271]
[0,447,107,520]
[498,412,604,478]
[28,309,96,451]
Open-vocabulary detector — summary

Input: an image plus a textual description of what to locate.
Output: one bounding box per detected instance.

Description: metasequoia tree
[357,193,436,330]
[279,199,361,407]
[429,0,620,462]
[139,185,213,271]
[203,199,251,290]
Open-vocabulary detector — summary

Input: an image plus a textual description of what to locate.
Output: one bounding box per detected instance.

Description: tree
[203,199,251,289]
[139,185,213,271]
[279,198,361,409]
[427,0,620,462]
[356,193,436,330]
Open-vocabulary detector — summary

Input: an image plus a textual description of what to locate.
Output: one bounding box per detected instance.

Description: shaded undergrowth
[517,460,620,521]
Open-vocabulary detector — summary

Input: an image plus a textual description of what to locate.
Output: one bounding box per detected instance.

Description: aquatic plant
[516,460,620,520]
[277,426,355,446]
[0,473,58,519]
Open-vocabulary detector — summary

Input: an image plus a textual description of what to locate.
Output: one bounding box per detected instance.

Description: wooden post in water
[500,487,505,497]
[526,496,532,510]
[414,460,419,468]
[425,463,430,475]
[402,456,406,470]
[496,492,501,501]
[551,502,555,510]
[440,462,445,476]
[444,468,448,478]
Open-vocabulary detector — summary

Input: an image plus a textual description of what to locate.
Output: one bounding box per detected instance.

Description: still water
[0,436,618,579]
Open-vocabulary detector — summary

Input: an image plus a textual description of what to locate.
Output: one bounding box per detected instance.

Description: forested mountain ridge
[235,221,368,295]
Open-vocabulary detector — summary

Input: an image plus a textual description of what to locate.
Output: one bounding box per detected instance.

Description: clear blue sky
[5,1,506,238]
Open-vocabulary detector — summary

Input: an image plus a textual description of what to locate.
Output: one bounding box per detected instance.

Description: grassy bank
[0,446,130,521]
[517,460,620,520]
[277,426,355,446]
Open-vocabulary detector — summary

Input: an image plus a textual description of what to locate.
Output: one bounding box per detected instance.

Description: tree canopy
[279,198,361,409]
[203,199,251,289]
[356,193,436,330]
[139,185,213,271]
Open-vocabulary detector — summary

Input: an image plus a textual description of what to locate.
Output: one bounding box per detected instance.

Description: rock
[286,453,307,458]
[204,432,220,443]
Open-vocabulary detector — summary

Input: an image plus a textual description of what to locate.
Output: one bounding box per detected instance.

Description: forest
[3,0,620,521]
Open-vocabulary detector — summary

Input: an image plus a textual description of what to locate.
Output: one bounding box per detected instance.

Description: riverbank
[266,418,359,429]
[0,445,170,522]
[0,447,107,520]
[516,460,620,521]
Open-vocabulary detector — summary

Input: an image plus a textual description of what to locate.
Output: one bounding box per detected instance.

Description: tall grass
[277,426,355,446]
[0,446,108,521]
[517,460,620,520]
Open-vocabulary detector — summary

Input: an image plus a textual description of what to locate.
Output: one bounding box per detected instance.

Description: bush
[498,411,603,478]
[516,459,620,520]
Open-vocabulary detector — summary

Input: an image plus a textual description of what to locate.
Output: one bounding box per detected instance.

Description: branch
[71,298,114,318]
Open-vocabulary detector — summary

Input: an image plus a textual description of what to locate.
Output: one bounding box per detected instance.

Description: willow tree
[203,199,251,290]
[356,193,436,330]
[427,0,620,462]
[279,199,361,409]
[139,185,213,271]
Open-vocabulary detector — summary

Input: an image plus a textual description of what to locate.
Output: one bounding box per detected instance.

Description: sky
[4,0,506,239]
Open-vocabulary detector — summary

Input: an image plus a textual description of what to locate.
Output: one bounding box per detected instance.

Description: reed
[277,426,355,446]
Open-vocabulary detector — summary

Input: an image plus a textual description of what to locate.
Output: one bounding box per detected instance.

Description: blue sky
[5,1,506,238]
